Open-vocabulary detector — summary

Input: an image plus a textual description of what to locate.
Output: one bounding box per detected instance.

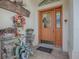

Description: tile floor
[29,47,69,59]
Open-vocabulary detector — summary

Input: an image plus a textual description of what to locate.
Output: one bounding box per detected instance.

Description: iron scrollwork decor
[39,0,60,6]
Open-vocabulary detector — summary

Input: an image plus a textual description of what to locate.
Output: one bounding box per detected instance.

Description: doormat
[37,46,53,53]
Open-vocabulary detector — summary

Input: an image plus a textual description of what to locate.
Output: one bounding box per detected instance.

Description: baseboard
[40,40,54,45]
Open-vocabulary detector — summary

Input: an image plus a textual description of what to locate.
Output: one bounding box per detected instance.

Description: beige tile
[29,48,69,59]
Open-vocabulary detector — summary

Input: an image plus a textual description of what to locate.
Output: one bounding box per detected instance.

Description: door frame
[38,5,63,47]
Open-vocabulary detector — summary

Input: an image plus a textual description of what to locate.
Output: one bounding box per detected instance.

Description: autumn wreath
[13,14,26,28]
[13,14,26,36]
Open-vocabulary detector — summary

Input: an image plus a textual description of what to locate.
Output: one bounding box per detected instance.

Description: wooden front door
[38,6,62,47]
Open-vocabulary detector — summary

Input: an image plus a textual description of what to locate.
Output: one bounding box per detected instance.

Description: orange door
[39,10,55,42]
[38,6,62,47]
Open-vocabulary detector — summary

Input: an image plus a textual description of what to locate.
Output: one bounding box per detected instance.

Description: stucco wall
[72,0,79,58]
[68,0,79,58]
[68,0,74,58]
[0,8,16,29]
